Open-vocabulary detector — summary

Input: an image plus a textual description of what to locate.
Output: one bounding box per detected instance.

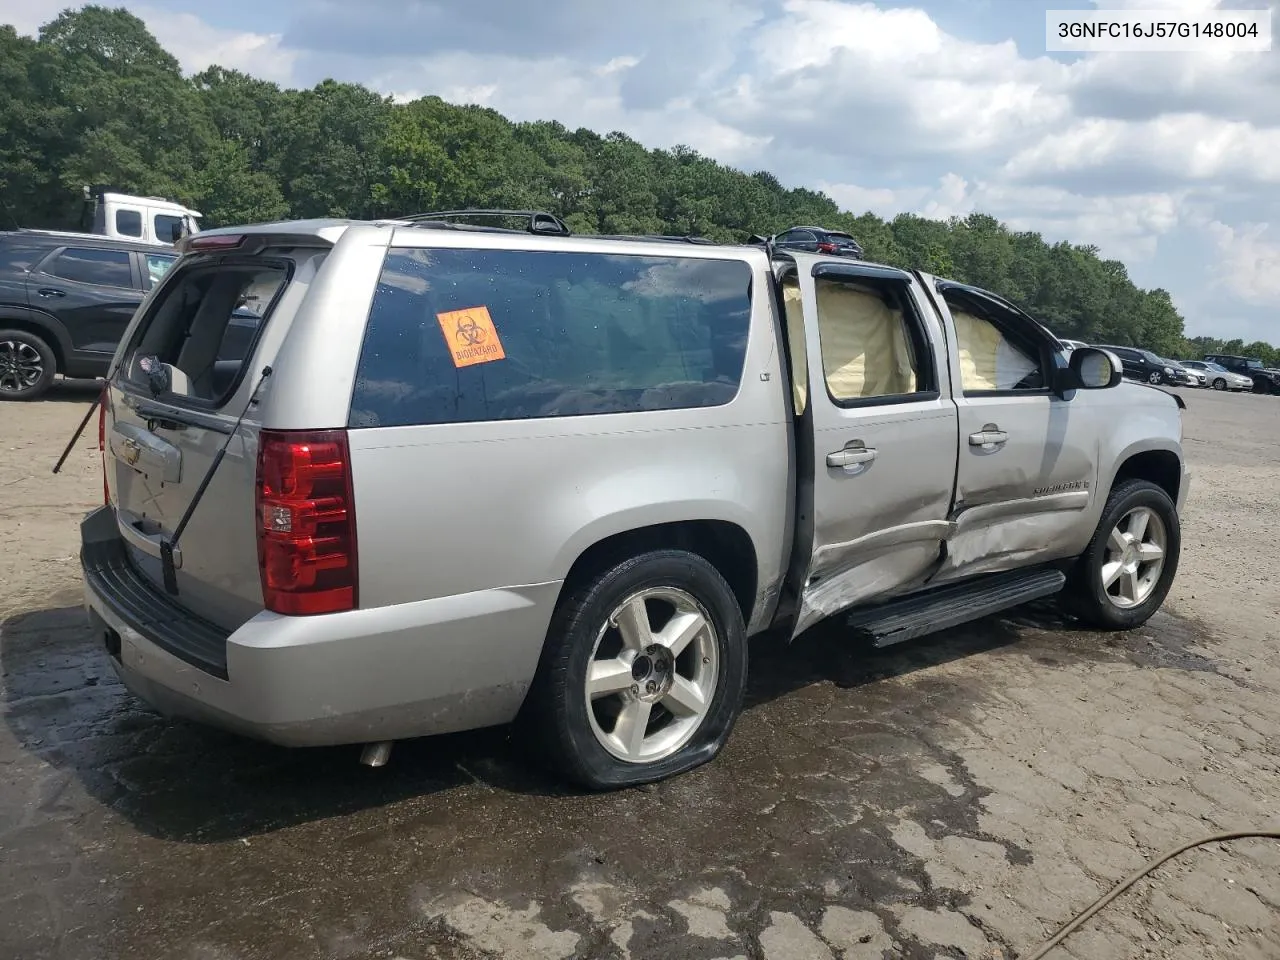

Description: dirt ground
[1,381,1278,960]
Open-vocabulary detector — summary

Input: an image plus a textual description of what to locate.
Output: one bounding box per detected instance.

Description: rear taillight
[255,429,358,616]
[817,241,837,253]
[98,386,108,504]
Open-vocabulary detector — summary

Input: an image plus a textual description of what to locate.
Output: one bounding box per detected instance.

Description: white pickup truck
[80,214,1189,789]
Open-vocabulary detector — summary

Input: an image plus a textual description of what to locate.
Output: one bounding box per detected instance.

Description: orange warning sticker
[436,305,506,368]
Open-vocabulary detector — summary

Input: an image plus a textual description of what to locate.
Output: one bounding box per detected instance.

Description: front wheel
[1212,378,1227,391]
[523,549,748,790]
[1064,479,1180,630]
[1147,371,1163,385]
[0,329,56,401]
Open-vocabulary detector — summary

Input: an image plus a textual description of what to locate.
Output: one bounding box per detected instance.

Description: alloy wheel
[1100,506,1167,609]
[0,340,44,394]
[585,586,719,763]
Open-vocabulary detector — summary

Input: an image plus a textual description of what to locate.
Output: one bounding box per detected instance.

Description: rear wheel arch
[557,520,760,630]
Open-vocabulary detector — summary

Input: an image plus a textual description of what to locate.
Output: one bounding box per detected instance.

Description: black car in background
[771,226,864,258]
[0,230,178,400]
[1094,345,1189,386]
[1203,353,1280,394]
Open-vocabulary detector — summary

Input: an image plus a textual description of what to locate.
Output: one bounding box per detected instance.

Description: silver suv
[81,213,1189,789]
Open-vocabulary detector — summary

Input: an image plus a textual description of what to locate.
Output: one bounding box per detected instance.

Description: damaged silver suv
[80,211,1189,789]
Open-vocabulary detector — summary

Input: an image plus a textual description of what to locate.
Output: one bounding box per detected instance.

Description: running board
[845,568,1067,648]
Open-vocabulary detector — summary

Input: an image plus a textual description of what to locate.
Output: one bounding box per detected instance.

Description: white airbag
[952,309,1038,391]
[815,280,917,399]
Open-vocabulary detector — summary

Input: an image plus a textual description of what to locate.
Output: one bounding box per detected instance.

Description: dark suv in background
[0,230,177,400]
[1202,354,1280,394]
[1094,345,1189,386]
[771,226,864,258]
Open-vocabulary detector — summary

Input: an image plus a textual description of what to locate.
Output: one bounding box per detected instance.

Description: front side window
[155,214,185,244]
[814,277,928,402]
[945,293,1045,393]
[115,209,142,237]
[349,248,752,428]
[47,248,133,288]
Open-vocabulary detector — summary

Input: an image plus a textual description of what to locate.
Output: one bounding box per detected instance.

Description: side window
[814,277,930,403]
[115,209,143,238]
[349,248,752,428]
[0,242,48,272]
[143,253,176,290]
[155,214,185,244]
[47,248,133,288]
[945,294,1046,393]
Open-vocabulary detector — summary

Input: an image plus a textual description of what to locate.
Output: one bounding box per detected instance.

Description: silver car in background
[1179,360,1252,391]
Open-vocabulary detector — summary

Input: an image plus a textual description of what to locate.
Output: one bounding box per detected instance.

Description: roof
[0,228,180,252]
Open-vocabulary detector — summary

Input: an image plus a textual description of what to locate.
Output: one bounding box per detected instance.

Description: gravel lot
[2,382,1278,960]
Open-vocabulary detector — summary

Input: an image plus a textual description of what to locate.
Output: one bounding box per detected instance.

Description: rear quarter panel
[341,249,792,634]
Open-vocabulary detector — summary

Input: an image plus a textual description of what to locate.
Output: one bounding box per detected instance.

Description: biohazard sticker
[436,306,506,368]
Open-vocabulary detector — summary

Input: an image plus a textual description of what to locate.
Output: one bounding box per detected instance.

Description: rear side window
[47,248,133,288]
[122,259,289,406]
[116,210,143,237]
[348,248,752,428]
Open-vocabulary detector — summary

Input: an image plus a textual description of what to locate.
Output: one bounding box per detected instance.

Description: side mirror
[1068,347,1123,390]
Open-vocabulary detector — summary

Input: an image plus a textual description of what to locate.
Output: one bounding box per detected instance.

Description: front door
[29,246,144,359]
[925,278,1099,582]
[785,259,959,637]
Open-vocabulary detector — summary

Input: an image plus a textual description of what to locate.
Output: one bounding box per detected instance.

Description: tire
[522,549,748,790]
[0,329,56,401]
[1064,479,1180,631]
[1212,378,1226,391]
[1252,379,1267,394]
[1147,371,1162,385]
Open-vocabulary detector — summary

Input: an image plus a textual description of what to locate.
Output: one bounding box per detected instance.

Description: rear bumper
[80,506,561,747]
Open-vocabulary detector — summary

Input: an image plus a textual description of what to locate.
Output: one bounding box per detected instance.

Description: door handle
[37,288,66,298]
[969,425,1009,447]
[827,443,877,468]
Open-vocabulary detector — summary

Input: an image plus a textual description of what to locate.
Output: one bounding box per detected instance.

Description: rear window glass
[348,248,753,428]
[122,259,289,406]
[49,248,133,287]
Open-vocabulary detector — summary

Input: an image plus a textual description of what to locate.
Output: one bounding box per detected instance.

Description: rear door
[104,239,330,630]
[926,279,1099,582]
[785,258,959,636]
[28,246,143,358]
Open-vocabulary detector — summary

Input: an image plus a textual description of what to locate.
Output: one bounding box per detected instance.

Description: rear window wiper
[160,365,273,595]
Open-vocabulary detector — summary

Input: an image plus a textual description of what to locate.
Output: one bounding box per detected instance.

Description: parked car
[1202,354,1280,394]
[771,226,864,258]
[1163,358,1201,387]
[1093,345,1186,386]
[0,229,178,400]
[1178,360,1252,392]
[81,213,1188,790]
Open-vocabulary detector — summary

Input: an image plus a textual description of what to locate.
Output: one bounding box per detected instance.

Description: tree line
[2,6,1275,365]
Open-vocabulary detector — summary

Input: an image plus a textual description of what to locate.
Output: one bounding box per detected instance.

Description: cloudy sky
[4,0,1278,342]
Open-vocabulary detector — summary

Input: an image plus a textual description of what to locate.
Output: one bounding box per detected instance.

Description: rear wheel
[1065,480,1180,630]
[1212,378,1226,391]
[0,329,56,401]
[524,549,748,790]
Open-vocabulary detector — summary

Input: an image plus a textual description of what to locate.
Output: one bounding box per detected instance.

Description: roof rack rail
[593,233,718,245]
[398,209,571,236]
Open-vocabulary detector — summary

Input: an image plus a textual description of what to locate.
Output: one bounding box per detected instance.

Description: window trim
[39,245,136,290]
[939,286,1056,398]
[807,265,940,409]
[117,254,294,412]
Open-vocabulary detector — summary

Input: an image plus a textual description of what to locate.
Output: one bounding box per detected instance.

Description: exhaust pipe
[360,741,393,768]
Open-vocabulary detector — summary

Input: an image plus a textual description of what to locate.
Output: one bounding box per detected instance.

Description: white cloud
[1208,221,1280,304]
[137,9,299,85]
